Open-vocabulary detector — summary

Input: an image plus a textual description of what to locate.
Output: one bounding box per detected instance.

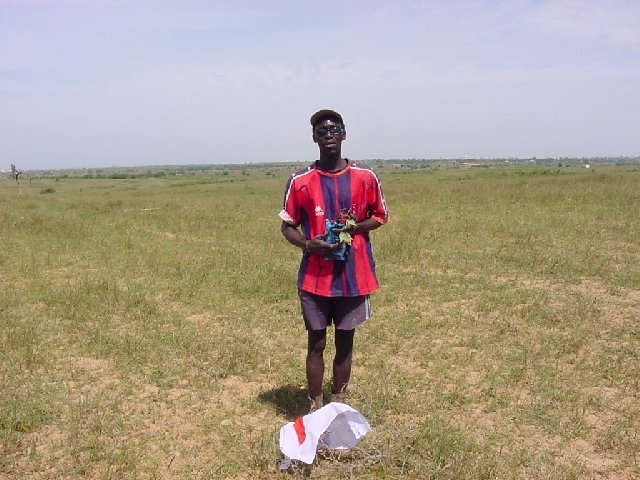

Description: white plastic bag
[279,402,371,465]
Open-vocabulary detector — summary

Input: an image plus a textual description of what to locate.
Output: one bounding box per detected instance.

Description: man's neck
[316,154,347,172]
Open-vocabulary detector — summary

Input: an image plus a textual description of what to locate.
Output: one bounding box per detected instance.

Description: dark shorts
[298,289,371,331]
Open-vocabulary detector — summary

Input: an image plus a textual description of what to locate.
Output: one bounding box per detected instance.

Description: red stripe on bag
[294,417,306,445]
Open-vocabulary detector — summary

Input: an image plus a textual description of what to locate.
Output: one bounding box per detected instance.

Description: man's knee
[307,329,327,355]
[334,329,355,362]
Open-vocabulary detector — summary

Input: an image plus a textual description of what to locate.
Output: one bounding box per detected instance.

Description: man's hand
[307,234,342,257]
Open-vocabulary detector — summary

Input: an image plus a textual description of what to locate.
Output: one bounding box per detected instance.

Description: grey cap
[310,109,344,126]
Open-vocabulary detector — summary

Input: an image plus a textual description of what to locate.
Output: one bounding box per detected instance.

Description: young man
[279,109,389,412]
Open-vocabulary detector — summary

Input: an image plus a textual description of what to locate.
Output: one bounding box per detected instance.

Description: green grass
[1,165,638,479]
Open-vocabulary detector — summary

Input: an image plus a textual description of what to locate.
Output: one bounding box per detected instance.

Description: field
[1,165,638,479]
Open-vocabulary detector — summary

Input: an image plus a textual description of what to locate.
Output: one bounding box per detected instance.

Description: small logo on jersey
[314,205,324,216]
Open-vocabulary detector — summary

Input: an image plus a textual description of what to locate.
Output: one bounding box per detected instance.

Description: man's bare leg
[307,329,327,410]
[331,328,355,401]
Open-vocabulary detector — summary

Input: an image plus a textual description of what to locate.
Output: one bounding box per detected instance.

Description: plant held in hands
[336,209,357,246]
[323,208,357,261]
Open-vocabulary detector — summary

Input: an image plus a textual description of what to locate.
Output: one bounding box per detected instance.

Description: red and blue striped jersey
[279,160,389,297]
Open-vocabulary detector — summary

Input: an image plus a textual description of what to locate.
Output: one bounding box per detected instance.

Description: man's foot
[309,394,324,413]
[330,392,346,404]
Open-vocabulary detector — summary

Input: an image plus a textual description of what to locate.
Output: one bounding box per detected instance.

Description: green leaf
[339,232,353,245]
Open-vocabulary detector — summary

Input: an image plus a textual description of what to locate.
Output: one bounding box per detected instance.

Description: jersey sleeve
[368,171,389,224]
[278,175,300,226]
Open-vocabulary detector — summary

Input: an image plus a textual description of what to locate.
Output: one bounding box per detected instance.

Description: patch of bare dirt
[561,438,619,476]
[387,355,428,376]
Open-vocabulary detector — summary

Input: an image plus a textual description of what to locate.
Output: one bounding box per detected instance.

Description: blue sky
[1,0,639,170]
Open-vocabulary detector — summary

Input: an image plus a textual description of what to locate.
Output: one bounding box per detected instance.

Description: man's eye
[316,126,342,135]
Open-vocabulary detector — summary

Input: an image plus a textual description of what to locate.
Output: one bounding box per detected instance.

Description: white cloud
[526,0,640,47]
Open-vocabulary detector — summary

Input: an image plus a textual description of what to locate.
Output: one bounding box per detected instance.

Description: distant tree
[10,163,22,183]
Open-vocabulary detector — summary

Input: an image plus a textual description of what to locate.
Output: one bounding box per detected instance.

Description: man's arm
[344,217,383,235]
[281,221,307,250]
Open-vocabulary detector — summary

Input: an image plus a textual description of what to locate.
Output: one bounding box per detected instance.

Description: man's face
[313,118,346,155]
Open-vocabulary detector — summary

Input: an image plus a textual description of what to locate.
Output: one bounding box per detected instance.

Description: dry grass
[1,165,638,479]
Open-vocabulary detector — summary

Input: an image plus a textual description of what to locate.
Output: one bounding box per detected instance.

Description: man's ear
[312,133,319,143]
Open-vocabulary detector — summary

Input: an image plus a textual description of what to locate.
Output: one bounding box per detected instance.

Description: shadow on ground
[258,385,309,419]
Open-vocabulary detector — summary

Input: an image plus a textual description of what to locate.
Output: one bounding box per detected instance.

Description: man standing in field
[279,109,389,412]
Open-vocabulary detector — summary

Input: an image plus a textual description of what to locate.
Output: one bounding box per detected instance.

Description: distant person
[279,109,389,412]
